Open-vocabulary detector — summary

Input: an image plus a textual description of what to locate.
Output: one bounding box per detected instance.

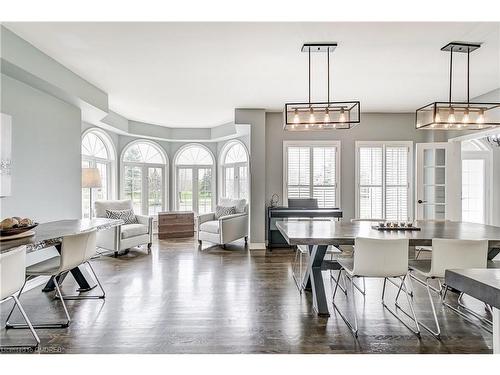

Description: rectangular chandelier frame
[415,101,500,130]
[284,101,360,130]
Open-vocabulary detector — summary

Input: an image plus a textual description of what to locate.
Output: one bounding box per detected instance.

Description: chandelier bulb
[309,108,315,123]
[434,110,441,123]
[447,108,456,123]
[462,109,470,124]
[324,107,330,123]
[476,109,485,124]
[339,108,346,123]
[293,109,299,124]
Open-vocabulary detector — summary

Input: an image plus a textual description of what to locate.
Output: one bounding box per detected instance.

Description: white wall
[0,74,82,221]
[235,109,266,247]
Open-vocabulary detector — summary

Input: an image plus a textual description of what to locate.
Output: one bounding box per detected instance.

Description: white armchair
[94,199,153,257]
[197,198,248,248]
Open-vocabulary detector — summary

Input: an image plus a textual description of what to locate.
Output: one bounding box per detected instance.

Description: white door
[415,142,461,221]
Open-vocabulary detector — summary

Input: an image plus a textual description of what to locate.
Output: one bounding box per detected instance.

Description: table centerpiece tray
[371,225,421,231]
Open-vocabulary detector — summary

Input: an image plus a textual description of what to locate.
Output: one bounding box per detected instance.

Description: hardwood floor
[0,237,494,354]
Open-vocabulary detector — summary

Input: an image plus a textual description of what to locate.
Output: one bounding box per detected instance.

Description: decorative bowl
[0,223,38,237]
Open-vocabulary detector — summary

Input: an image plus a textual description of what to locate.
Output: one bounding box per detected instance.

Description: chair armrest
[136,214,152,226]
[198,213,215,225]
[136,215,153,236]
[218,213,247,222]
[219,213,248,244]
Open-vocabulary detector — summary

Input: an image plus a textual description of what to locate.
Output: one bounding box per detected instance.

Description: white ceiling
[5,22,500,128]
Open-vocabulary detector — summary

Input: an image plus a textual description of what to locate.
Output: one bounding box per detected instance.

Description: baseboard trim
[249,242,266,250]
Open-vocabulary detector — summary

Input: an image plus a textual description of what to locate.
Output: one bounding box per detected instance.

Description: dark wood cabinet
[158,211,194,239]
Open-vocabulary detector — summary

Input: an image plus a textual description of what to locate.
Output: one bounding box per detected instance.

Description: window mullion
[382,145,387,220]
[142,165,148,215]
[309,146,313,198]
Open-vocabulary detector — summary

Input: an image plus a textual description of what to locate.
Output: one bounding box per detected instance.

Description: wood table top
[0,218,123,254]
[275,219,500,248]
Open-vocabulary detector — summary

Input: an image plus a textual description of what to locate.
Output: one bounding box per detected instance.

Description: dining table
[445,269,500,353]
[275,219,500,317]
[0,218,123,292]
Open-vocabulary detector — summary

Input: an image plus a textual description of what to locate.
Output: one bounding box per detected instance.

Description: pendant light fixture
[284,43,360,130]
[416,41,500,130]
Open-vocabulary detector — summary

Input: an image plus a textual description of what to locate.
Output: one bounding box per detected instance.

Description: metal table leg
[301,244,330,317]
[42,244,97,292]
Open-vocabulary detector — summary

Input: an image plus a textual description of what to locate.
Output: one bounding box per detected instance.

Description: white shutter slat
[313,146,336,208]
[287,146,311,200]
[359,146,383,218]
[385,146,409,221]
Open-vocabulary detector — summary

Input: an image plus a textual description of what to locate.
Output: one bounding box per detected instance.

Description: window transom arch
[122,141,166,164]
[174,143,216,214]
[121,140,168,216]
[219,140,249,200]
[81,128,117,218]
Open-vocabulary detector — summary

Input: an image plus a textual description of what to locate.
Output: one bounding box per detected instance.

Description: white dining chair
[0,245,40,348]
[414,220,449,260]
[404,238,489,339]
[332,237,419,337]
[336,218,388,296]
[5,229,103,330]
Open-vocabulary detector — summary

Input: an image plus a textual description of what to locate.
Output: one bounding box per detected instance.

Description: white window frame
[282,140,341,208]
[81,128,117,218]
[173,143,216,213]
[355,141,413,221]
[120,139,169,216]
[219,140,250,201]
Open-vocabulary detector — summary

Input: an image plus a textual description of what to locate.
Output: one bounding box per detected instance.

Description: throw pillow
[215,205,236,219]
[106,209,138,224]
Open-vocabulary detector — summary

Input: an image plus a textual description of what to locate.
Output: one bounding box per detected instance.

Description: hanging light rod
[284,42,360,131]
[416,41,500,131]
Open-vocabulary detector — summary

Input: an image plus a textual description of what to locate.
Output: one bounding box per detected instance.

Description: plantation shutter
[358,147,383,219]
[385,146,409,221]
[287,146,311,199]
[312,146,337,208]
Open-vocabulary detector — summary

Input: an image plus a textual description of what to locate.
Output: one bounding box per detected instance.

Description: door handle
[417,200,427,204]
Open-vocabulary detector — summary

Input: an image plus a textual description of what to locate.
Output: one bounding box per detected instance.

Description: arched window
[174,144,215,214]
[220,140,249,200]
[121,140,168,216]
[81,129,116,218]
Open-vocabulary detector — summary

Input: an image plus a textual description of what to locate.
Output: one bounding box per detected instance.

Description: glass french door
[177,166,214,214]
[82,158,110,218]
[415,142,461,221]
[223,163,248,200]
[178,168,193,211]
[123,163,165,215]
[462,159,486,224]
